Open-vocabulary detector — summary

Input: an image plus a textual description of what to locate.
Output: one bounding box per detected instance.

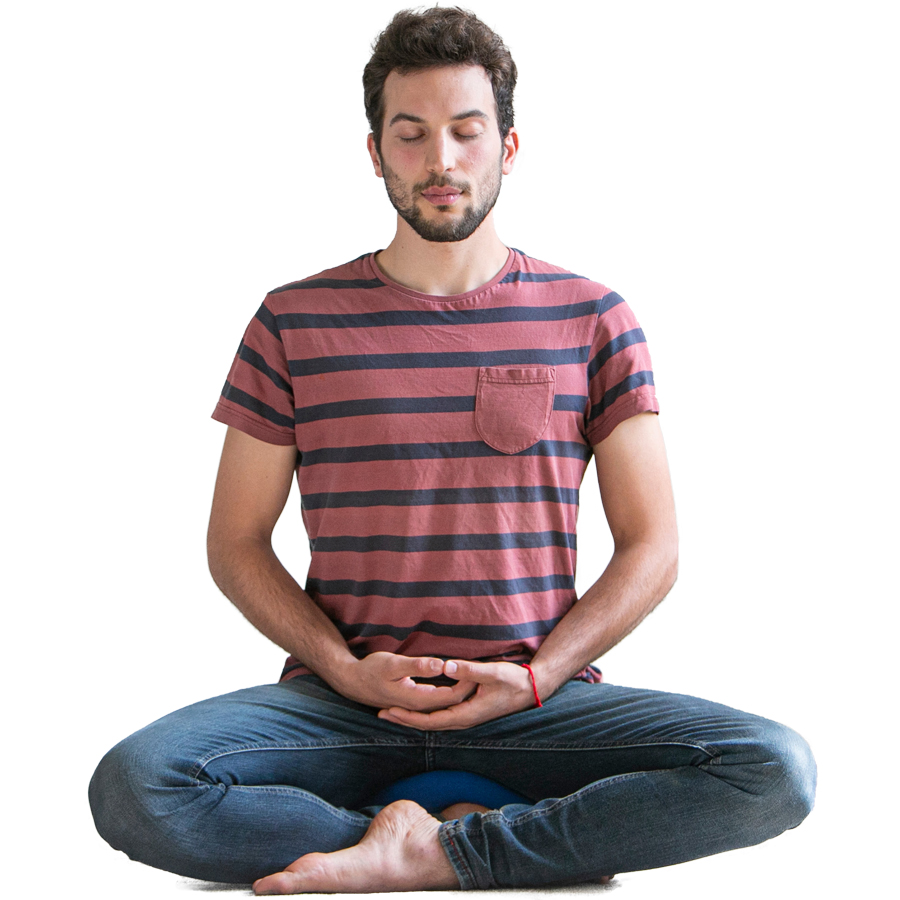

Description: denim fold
[89,675,815,887]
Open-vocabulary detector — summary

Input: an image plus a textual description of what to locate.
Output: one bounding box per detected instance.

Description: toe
[253,871,299,895]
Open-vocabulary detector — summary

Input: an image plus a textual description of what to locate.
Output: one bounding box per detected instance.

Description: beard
[380,155,503,243]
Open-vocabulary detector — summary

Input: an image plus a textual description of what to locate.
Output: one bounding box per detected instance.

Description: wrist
[521,663,543,707]
[523,658,563,702]
[316,653,366,701]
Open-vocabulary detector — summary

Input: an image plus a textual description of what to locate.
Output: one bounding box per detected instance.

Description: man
[89,7,815,893]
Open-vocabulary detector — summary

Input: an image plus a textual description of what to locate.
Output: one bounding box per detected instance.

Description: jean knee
[89,727,190,861]
[755,720,817,829]
[89,736,146,854]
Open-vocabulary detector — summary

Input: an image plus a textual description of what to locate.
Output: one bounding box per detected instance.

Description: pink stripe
[309,547,574,585]
[314,591,578,630]
[299,453,586,494]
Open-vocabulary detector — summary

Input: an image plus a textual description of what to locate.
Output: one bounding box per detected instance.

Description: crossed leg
[90,676,814,891]
[253,800,457,894]
[253,800,613,896]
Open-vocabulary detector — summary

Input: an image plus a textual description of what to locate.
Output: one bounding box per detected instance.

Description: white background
[3,1,897,897]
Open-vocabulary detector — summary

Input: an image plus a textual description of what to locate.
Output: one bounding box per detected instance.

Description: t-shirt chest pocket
[474,366,557,455]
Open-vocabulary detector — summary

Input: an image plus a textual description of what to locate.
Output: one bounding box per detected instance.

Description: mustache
[414,175,469,193]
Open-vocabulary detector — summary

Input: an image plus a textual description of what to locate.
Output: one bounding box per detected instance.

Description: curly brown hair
[363,7,517,156]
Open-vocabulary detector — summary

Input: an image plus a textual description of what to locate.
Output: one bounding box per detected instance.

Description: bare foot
[441,802,490,820]
[252,799,459,895]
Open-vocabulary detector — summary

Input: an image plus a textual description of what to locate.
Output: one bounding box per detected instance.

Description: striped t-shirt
[212,249,658,683]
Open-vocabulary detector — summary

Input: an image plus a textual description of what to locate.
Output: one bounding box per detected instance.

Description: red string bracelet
[521,663,543,707]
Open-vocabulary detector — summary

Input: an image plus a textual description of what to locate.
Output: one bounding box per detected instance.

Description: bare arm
[207,426,474,710]
[379,412,677,729]
[528,411,678,696]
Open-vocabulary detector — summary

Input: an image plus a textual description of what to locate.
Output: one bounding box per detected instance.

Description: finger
[443,659,502,683]
[389,679,476,712]
[379,706,471,731]
[442,678,478,702]
[380,688,494,730]
[392,655,445,679]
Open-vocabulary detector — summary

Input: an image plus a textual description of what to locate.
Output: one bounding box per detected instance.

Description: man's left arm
[379,411,678,730]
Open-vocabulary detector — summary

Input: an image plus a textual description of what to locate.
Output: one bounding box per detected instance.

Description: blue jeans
[89,675,816,889]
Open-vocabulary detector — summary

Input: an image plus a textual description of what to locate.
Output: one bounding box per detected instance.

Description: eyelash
[399,134,480,143]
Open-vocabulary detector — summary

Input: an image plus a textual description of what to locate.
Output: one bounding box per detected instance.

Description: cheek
[465,142,502,172]
[391,146,422,170]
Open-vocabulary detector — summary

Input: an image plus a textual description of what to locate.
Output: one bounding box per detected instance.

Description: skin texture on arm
[379,411,678,730]
[207,426,474,711]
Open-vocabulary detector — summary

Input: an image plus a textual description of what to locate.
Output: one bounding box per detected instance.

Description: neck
[374,213,509,296]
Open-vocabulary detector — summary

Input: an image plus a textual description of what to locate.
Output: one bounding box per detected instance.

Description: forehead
[382,65,496,123]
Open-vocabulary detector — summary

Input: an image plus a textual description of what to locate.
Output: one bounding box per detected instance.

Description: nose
[425,131,455,174]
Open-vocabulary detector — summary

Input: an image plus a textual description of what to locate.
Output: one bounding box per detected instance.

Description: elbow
[650,530,678,601]
[206,524,229,592]
[206,516,244,592]
[663,531,679,595]
[666,547,679,595]
[207,517,272,597]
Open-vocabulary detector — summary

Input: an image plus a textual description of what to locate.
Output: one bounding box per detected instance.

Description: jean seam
[433,739,720,756]
[497,770,651,827]
[221,784,367,826]
[190,739,422,780]
[439,822,478,890]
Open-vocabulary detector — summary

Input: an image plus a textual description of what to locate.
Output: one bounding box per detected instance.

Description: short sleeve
[211,298,297,446]
[585,291,659,446]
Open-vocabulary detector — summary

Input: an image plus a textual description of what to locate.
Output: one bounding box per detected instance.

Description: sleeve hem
[586,389,659,446]
[211,404,297,446]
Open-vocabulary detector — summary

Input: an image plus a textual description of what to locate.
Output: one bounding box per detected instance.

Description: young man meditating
[90,7,816,893]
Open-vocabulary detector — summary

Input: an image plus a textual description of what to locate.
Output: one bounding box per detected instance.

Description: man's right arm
[207,426,473,711]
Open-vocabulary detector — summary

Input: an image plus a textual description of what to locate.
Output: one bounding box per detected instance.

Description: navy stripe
[336,616,562,642]
[290,347,590,377]
[269,277,385,294]
[588,328,647,380]
[301,485,580,510]
[295,393,587,424]
[238,343,292,395]
[300,440,590,467]
[555,393,589,413]
[598,291,626,316]
[296,395,472,424]
[311,531,576,553]
[589,370,656,420]
[308,574,575,599]
[273,299,600,331]
[254,302,280,339]
[501,271,587,284]
[221,381,295,429]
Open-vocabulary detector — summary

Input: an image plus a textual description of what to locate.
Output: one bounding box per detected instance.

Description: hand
[333,652,476,712]
[377,660,537,730]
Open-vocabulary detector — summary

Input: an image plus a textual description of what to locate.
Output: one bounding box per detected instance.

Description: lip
[421,188,463,205]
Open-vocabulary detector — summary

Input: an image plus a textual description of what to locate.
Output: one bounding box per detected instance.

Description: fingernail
[445,660,458,674]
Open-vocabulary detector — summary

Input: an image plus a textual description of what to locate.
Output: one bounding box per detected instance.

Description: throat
[375,231,511,296]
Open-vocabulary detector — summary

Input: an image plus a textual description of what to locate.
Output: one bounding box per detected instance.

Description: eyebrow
[388,109,490,127]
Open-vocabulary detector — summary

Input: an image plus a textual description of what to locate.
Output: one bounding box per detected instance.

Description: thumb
[397,655,444,678]
[443,659,494,682]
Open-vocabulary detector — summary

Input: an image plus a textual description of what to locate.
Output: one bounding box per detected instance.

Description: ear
[501,127,519,175]
[367,133,384,178]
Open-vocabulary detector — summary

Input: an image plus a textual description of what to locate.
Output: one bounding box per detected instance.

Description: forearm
[529,538,678,698]
[378,542,676,732]
[207,535,474,712]
[207,534,358,692]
